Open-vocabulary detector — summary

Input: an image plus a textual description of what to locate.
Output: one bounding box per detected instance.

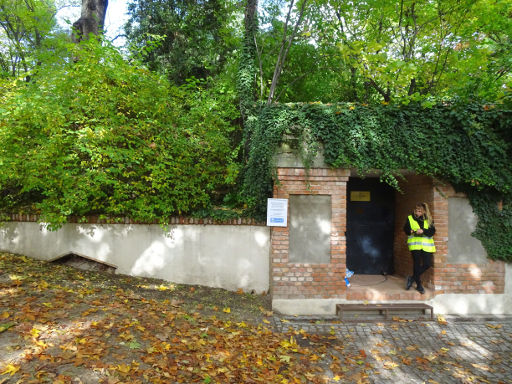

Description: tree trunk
[267,0,307,105]
[72,0,108,42]
[238,0,259,161]
[238,0,258,121]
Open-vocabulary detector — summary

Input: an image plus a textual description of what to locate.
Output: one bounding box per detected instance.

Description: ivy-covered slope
[243,102,512,262]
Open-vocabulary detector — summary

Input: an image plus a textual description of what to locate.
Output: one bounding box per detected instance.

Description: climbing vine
[243,102,512,262]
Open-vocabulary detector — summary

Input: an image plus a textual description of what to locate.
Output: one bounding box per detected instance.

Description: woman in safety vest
[403,202,436,294]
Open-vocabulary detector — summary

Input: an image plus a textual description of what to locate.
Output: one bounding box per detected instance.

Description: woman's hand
[416,228,424,235]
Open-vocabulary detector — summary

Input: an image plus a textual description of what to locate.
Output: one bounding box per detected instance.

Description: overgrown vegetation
[242,102,512,261]
[0,0,511,262]
[0,39,239,228]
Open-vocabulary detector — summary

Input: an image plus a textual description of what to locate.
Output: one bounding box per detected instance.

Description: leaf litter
[0,252,510,383]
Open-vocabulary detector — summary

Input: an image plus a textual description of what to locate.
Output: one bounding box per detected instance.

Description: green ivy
[243,102,512,262]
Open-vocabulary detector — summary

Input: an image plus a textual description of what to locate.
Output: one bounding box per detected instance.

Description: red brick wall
[274,170,506,299]
[271,168,349,299]
[434,261,505,294]
[6,213,263,226]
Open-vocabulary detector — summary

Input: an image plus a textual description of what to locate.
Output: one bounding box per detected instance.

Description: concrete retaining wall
[0,222,270,293]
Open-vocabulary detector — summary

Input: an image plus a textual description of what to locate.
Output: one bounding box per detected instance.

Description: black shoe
[406,276,413,290]
[416,286,425,294]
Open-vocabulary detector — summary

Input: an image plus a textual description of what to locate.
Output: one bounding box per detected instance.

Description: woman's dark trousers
[411,250,432,288]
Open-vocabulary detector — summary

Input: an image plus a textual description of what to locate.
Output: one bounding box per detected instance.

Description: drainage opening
[50,253,116,274]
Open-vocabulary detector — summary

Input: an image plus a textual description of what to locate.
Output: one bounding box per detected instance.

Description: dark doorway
[346,177,395,274]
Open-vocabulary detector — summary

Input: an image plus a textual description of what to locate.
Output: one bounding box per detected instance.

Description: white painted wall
[0,222,270,293]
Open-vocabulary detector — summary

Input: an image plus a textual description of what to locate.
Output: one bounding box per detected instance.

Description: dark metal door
[346,177,395,275]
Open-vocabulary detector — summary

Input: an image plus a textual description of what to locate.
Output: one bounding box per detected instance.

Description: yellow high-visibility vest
[407,215,436,253]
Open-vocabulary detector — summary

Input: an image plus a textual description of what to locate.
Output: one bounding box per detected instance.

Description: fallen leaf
[471,363,491,371]
[426,353,437,361]
[170,299,183,307]
[0,322,15,333]
[30,328,41,338]
[157,284,173,291]
[279,355,291,363]
[383,362,398,369]
[1,364,20,376]
[223,307,231,313]
[437,315,448,325]
[117,364,131,373]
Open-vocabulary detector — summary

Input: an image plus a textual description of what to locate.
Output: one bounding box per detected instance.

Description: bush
[0,39,236,228]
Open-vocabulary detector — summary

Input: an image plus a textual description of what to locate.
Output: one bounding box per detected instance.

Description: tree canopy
[241,0,511,104]
[125,0,240,85]
[0,0,62,78]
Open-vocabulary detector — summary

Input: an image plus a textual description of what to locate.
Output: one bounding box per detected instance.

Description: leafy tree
[125,0,240,85]
[237,0,510,104]
[0,0,59,78]
[306,0,511,103]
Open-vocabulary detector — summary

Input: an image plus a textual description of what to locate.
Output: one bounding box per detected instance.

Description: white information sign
[266,198,288,227]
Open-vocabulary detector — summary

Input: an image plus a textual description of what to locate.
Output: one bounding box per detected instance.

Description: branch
[367,77,391,102]
[254,35,265,100]
[267,0,307,104]
[110,33,127,43]
[266,0,295,104]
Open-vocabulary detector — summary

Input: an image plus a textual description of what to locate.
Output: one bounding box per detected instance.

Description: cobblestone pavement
[272,315,512,384]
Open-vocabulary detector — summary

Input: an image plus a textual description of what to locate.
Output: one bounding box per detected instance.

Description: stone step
[336,303,434,320]
[346,287,433,301]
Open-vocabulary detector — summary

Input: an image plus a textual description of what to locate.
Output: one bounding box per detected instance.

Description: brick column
[393,175,435,284]
[431,181,451,291]
[271,168,349,299]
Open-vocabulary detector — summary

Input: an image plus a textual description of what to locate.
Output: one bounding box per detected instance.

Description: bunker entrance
[346,177,395,275]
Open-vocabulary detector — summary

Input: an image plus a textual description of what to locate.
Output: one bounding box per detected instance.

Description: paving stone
[271,315,512,383]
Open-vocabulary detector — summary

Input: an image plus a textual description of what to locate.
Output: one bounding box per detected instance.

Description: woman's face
[414,206,424,217]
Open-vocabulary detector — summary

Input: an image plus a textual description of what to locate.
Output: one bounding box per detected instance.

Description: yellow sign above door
[350,191,371,202]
